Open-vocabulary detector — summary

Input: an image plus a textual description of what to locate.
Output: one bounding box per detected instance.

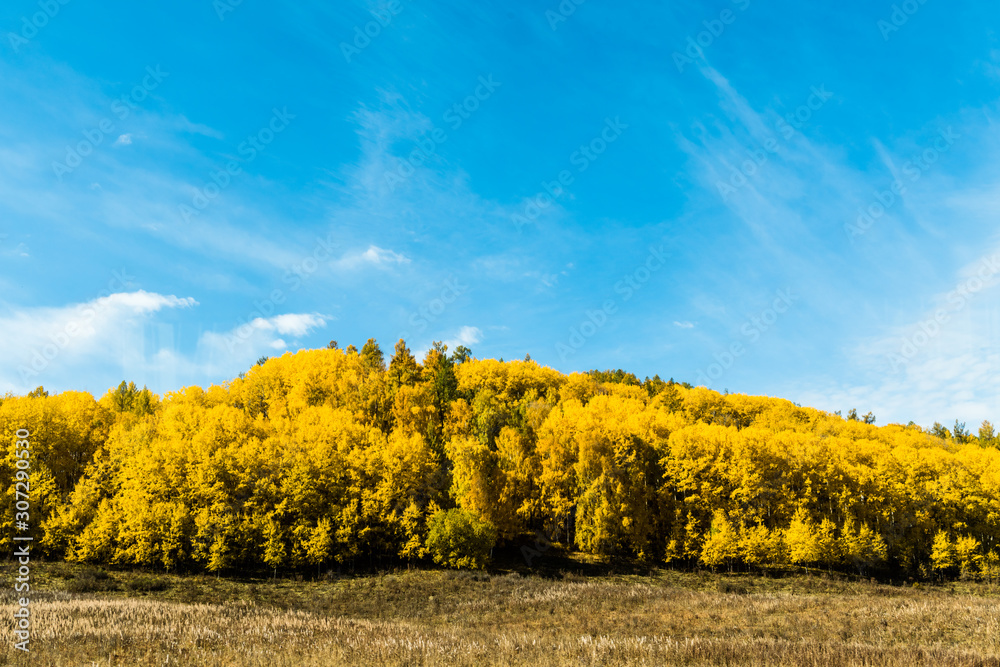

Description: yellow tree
[739,523,778,568]
[816,517,842,569]
[571,394,659,559]
[954,535,982,579]
[786,508,820,567]
[930,530,955,575]
[840,518,887,574]
[536,400,584,537]
[700,510,740,570]
[445,435,513,536]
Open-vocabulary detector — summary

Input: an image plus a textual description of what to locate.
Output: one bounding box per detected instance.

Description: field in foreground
[1,562,999,666]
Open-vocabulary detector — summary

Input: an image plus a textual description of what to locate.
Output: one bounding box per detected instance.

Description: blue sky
[2,0,1000,428]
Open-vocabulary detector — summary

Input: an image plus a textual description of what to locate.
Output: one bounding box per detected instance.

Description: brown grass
[0,563,998,666]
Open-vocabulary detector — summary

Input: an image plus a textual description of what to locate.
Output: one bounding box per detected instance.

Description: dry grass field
[1,561,998,666]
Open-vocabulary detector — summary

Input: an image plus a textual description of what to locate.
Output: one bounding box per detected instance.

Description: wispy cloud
[0,290,331,397]
[0,242,30,258]
[331,245,411,271]
[445,325,482,349]
[674,62,1000,427]
[796,245,1000,427]
[196,312,328,369]
[255,313,328,337]
[172,115,225,139]
[0,290,197,394]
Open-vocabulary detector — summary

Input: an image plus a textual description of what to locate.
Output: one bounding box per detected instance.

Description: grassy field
[1,558,999,666]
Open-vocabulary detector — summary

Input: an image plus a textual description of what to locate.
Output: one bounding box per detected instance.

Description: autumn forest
[3,339,999,581]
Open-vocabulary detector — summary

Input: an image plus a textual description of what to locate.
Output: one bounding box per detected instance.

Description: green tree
[931,422,951,440]
[422,342,458,412]
[388,339,421,388]
[978,420,996,448]
[450,345,472,365]
[360,338,385,373]
[425,508,497,570]
[110,381,140,413]
[953,420,969,444]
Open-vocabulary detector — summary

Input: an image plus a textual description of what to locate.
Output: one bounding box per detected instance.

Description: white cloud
[409,326,483,362]
[173,115,225,139]
[252,313,327,337]
[331,245,410,271]
[0,234,29,258]
[96,290,197,314]
[794,246,1000,427]
[196,312,327,368]
[0,290,333,397]
[674,62,1000,428]
[124,312,328,397]
[674,321,695,329]
[445,325,482,349]
[7,243,29,258]
[0,290,197,395]
[0,66,310,275]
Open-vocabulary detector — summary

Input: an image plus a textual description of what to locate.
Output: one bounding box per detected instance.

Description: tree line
[1,339,998,580]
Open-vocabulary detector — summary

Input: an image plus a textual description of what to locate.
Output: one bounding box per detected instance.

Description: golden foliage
[3,348,999,577]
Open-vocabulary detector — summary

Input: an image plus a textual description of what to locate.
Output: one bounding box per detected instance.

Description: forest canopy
[2,340,999,581]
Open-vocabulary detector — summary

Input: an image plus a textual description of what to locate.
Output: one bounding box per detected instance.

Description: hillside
[2,340,998,581]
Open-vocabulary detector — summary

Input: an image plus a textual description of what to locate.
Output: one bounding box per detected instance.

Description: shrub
[66,568,119,593]
[425,509,497,570]
[125,576,171,592]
